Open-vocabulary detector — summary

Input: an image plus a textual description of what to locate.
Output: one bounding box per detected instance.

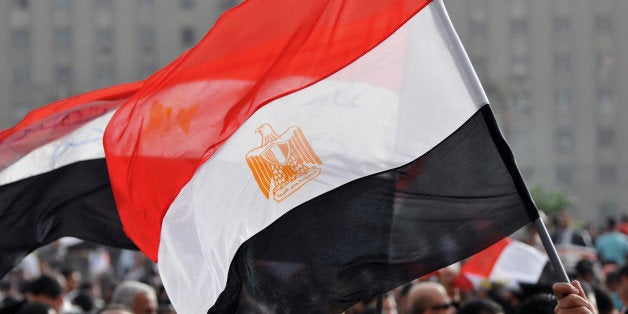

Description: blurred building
[1,0,627,224]
[0,0,239,127]
[446,0,628,223]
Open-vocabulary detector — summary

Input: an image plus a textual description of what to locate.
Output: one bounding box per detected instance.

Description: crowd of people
[1,209,627,313]
[345,210,628,314]
[0,245,171,314]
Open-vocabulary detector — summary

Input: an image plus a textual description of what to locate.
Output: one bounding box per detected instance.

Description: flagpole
[534,217,570,283]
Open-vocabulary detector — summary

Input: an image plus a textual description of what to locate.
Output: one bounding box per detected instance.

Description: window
[595,13,613,34]
[555,90,571,113]
[555,128,574,153]
[595,52,613,81]
[54,28,73,47]
[96,65,114,87]
[553,17,571,39]
[53,0,71,10]
[513,91,531,113]
[96,28,113,54]
[95,0,112,9]
[138,0,154,9]
[13,65,30,86]
[556,164,573,184]
[11,28,30,49]
[597,90,615,114]
[510,0,527,16]
[181,26,196,46]
[138,27,156,52]
[598,165,617,184]
[510,18,528,37]
[511,56,529,77]
[54,65,72,86]
[469,20,487,40]
[597,127,615,147]
[13,0,29,9]
[180,0,195,9]
[554,53,571,78]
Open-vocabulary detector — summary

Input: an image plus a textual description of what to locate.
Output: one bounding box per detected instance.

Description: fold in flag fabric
[104,0,539,312]
[456,238,549,291]
[0,82,141,277]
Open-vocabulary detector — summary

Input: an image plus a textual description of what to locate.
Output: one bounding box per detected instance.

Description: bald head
[407,282,455,314]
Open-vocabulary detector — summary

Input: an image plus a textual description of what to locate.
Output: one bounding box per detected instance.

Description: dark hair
[72,292,95,312]
[606,270,620,286]
[607,216,617,229]
[27,275,62,298]
[516,293,557,314]
[16,302,53,314]
[618,264,628,277]
[575,259,595,278]
[457,298,504,314]
[594,285,615,314]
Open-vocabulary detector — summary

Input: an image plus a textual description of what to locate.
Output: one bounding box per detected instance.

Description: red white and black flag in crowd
[102,0,539,312]
[1,0,541,313]
[0,82,142,276]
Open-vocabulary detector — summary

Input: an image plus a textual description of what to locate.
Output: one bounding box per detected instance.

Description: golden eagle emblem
[246,123,322,202]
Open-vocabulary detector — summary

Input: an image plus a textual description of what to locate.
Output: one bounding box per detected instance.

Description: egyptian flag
[456,238,550,291]
[0,82,141,277]
[104,0,538,312]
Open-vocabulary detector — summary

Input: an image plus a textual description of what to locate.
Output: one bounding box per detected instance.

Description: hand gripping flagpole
[534,217,570,283]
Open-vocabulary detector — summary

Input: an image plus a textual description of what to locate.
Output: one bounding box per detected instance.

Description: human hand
[552,280,597,314]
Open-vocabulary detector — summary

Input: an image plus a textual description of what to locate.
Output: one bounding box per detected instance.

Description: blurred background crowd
[1,208,628,313]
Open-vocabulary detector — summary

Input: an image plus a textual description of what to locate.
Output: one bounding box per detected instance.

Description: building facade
[446,0,628,223]
[1,0,627,224]
[0,0,239,127]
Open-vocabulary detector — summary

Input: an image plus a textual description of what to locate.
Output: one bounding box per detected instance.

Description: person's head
[555,210,573,229]
[72,292,95,312]
[605,270,620,292]
[606,216,618,231]
[26,275,64,312]
[407,281,455,314]
[99,303,134,314]
[395,283,414,314]
[437,263,461,304]
[111,281,157,314]
[16,301,55,314]
[515,293,557,314]
[457,298,504,314]
[617,265,628,302]
[575,259,596,283]
[61,268,81,293]
[593,285,616,314]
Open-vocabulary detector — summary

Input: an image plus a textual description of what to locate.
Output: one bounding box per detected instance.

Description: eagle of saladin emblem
[246,123,322,202]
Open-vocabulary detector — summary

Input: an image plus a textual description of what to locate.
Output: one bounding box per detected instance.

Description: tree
[530,184,571,217]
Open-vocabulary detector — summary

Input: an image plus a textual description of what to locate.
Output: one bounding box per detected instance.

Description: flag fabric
[103,0,539,312]
[0,82,142,277]
[456,238,549,291]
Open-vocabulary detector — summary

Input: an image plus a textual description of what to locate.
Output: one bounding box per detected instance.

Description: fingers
[571,280,588,300]
[553,280,596,314]
[552,281,579,299]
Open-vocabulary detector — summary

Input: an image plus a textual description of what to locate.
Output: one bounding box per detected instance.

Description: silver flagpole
[534,217,570,283]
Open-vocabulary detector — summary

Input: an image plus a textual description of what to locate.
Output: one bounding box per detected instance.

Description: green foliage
[530,184,571,217]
